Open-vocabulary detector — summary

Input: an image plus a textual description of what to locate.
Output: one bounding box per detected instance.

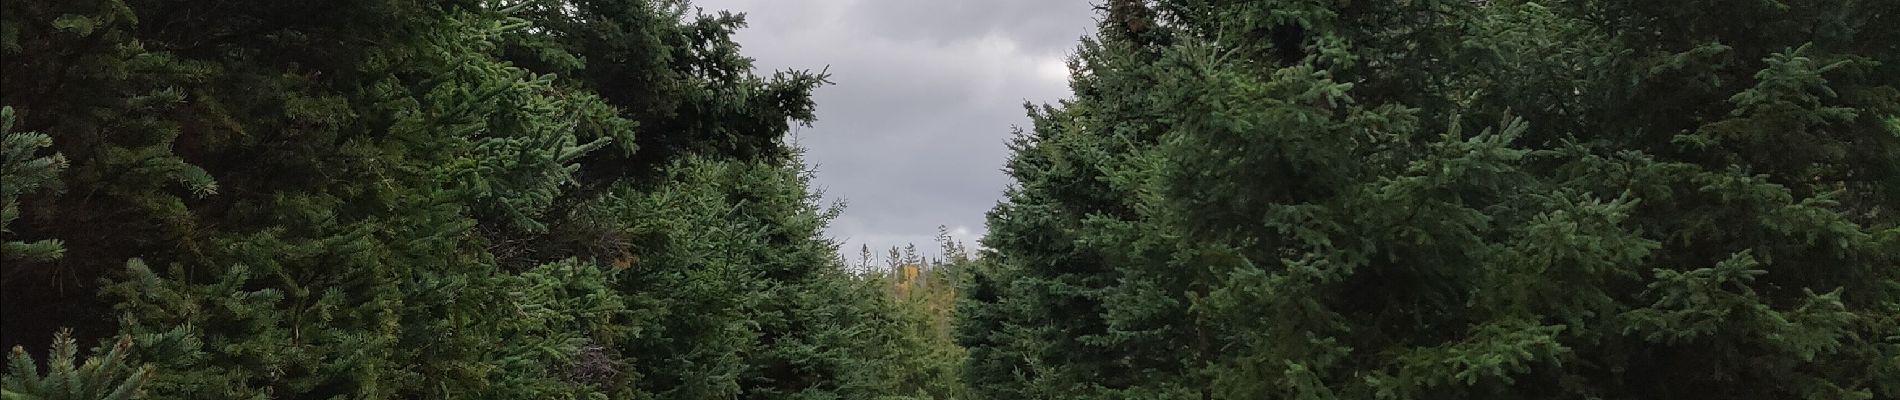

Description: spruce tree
[1458,1,1900,398]
[962,0,1900,399]
[3,0,949,398]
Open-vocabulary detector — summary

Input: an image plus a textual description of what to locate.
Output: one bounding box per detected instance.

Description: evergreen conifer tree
[3,0,953,398]
[961,1,1900,399]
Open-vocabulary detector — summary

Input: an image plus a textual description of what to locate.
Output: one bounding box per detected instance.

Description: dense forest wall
[4,0,1898,399]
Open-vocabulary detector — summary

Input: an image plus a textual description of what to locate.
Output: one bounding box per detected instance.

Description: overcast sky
[691,0,1099,260]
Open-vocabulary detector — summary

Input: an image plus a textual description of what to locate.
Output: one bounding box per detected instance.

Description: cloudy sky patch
[692,0,1098,259]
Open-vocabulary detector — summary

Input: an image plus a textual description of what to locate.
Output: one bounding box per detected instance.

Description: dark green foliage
[963,0,1900,399]
[2,0,952,398]
[499,0,826,190]
[11,0,1891,397]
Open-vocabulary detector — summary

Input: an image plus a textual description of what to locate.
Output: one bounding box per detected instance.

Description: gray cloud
[847,2,1099,55]
[689,0,1097,260]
